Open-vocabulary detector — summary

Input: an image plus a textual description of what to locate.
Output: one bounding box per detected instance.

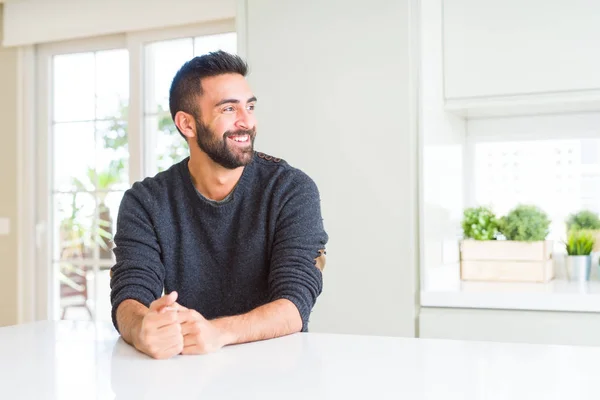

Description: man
[110,50,328,360]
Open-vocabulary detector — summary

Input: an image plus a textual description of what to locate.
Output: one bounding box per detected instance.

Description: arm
[267,170,328,332]
[110,186,165,332]
[180,299,302,354]
[212,298,302,346]
[115,298,149,347]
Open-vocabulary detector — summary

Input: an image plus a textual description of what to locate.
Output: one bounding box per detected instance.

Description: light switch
[0,218,10,235]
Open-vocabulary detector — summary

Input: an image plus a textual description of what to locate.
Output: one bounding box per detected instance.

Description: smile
[228,135,250,143]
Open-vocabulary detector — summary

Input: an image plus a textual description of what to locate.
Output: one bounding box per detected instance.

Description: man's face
[193,73,257,169]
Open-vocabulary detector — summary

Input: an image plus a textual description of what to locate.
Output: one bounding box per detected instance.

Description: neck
[187,145,244,201]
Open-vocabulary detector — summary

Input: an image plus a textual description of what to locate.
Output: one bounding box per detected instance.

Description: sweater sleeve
[109,184,165,333]
[268,170,329,332]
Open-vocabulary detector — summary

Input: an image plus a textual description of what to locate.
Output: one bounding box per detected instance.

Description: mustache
[223,127,256,139]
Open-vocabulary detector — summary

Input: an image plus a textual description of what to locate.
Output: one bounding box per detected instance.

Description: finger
[154,333,184,350]
[149,291,178,312]
[175,302,188,311]
[183,335,197,347]
[146,310,179,330]
[176,309,199,325]
[181,344,200,355]
[157,320,182,336]
[155,341,184,359]
[180,321,200,336]
[159,301,188,314]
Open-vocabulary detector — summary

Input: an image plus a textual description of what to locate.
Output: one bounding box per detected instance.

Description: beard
[194,116,256,169]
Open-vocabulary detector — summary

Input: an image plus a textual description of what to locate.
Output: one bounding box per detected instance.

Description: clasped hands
[134,291,229,359]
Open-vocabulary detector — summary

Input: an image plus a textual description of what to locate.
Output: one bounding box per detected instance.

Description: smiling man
[109,51,328,359]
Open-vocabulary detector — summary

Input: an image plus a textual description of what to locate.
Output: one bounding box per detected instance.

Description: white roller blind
[2,0,235,46]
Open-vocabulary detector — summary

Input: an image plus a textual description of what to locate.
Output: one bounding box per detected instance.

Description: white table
[0,321,598,399]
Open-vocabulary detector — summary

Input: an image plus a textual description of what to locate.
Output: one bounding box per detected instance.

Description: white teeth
[233,135,249,142]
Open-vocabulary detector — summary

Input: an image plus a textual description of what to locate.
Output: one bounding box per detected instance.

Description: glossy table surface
[0,320,598,399]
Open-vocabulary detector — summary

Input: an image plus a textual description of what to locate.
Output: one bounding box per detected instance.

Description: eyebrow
[215,96,258,107]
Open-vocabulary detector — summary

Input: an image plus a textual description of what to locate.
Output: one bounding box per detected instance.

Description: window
[474,138,600,251]
[420,112,600,312]
[36,24,237,321]
[50,48,129,321]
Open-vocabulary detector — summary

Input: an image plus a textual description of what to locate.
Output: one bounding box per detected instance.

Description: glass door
[49,47,129,321]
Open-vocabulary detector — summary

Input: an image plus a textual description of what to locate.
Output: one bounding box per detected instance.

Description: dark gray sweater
[110,152,328,332]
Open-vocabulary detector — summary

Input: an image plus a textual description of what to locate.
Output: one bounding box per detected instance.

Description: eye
[247,104,255,111]
[223,106,235,112]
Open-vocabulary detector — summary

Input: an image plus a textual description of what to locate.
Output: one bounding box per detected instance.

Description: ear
[174,111,196,140]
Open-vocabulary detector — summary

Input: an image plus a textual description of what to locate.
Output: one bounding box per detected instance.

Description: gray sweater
[110,152,328,332]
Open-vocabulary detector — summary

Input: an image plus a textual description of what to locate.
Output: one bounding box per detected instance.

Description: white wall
[239,0,419,337]
[0,5,19,327]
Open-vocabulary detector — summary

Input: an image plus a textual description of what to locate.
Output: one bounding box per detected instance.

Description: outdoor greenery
[59,102,186,261]
[565,229,596,256]
[461,206,500,240]
[498,204,551,242]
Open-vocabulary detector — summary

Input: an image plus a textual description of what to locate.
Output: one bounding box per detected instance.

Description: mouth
[227,134,251,145]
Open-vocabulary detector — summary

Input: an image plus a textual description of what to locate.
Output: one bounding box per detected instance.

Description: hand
[179,309,228,355]
[135,291,185,359]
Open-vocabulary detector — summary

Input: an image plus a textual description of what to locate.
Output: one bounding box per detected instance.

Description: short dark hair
[169,50,248,136]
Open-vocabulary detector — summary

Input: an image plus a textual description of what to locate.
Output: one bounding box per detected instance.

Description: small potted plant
[499,204,551,243]
[566,210,600,252]
[461,206,500,241]
[460,204,553,282]
[565,229,595,282]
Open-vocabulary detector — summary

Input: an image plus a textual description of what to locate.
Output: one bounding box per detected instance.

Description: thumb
[149,291,178,312]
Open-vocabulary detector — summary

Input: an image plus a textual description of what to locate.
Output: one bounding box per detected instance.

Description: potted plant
[564,229,595,282]
[460,204,553,282]
[566,210,600,252]
[461,206,500,241]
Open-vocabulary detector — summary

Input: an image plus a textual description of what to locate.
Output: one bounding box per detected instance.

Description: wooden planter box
[460,240,554,283]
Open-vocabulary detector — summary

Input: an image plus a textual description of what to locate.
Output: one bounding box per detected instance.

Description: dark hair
[169,50,248,137]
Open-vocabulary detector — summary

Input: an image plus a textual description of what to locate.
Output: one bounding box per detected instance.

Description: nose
[235,108,255,131]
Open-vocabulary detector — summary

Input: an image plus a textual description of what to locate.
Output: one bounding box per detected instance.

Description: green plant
[499,204,551,242]
[565,229,595,256]
[462,206,500,240]
[566,210,600,232]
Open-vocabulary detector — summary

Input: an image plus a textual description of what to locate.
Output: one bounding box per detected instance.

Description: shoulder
[253,151,287,167]
[122,158,187,210]
[252,151,320,198]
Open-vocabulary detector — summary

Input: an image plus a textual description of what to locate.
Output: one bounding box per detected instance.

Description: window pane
[97,191,124,260]
[53,122,96,192]
[474,139,600,248]
[96,120,129,191]
[144,38,193,114]
[50,47,129,322]
[53,192,95,261]
[194,32,237,55]
[56,261,93,321]
[96,49,129,119]
[53,53,95,122]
